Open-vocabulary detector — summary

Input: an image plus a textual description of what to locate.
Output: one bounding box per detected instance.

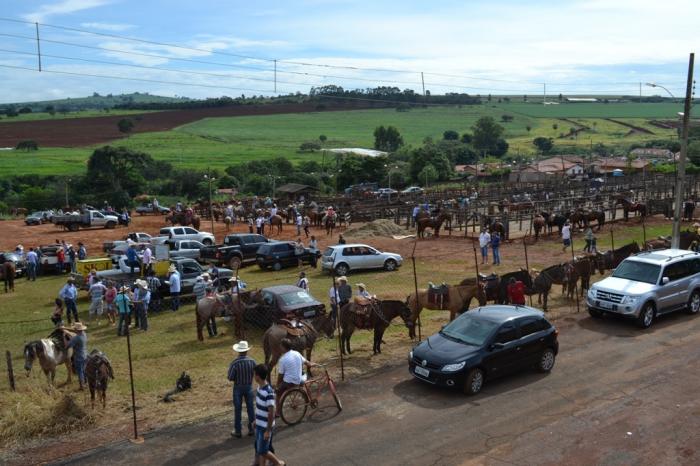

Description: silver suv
[587,249,700,328]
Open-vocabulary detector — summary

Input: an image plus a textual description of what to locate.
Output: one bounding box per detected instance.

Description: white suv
[159,227,215,246]
[321,243,402,275]
[587,249,700,328]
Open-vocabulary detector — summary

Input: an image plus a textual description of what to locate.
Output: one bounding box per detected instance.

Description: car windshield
[440,314,499,346]
[279,291,316,306]
[612,260,661,285]
[322,247,334,257]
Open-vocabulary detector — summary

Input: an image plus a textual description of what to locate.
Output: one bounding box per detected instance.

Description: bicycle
[279,365,342,425]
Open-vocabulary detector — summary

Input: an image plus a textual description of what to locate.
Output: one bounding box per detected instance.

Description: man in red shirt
[507,277,526,305]
[56,247,65,274]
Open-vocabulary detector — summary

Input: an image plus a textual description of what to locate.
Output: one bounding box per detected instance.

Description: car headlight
[622,296,639,305]
[587,288,595,298]
[409,351,413,360]
[442,361,466,372]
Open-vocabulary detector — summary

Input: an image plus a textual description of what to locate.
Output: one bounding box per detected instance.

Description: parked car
[200,233,273,269]
[401,186,424,195]
[587,248,700,328]
[409,305,559,395]
[245,285,325,327]
[1,252,27,277]
[256,242,320,271]
[320,243,402,276]
[158,226,215,245]
[37,244,71,273]
[166,239,205,261]
[135,203,171,215]
[52,210,118,231]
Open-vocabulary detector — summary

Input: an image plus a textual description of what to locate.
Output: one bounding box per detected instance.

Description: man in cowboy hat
[227,340,257,438]
[165,264,181,312]
[115,285,131,336]
[336,276,352,308]
[133,279,150,331]
[66,322,88,390]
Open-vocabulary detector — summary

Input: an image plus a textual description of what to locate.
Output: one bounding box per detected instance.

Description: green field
[0,103,686,177]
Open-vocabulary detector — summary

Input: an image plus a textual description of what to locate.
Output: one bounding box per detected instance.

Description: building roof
[276,183,319,194]
[594,158,651,171]
[527,159,582,173]
[630,148,673,158]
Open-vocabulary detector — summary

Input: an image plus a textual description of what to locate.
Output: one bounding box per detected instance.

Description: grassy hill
[0,92,190,113]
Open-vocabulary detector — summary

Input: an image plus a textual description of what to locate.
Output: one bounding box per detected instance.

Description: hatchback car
[401,186,424,195]
[587,249,700,328]
[409,305,558,395]
[245,285,326,327]
[321,243,402,276]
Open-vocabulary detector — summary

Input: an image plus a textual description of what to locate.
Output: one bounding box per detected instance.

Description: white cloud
[23,0,112,22]
[80,22,135,31]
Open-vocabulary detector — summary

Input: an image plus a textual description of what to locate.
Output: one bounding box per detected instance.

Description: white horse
[24,330,74,385]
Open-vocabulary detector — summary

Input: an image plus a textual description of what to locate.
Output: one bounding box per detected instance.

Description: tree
[117,118,135,135]
[523,95,528,102]
[409,142,453,181]
[552,123,558,130]
[299,141,321,152]
[487,94,492,102]
[492,138,509,157]
[460,133,472,144]
[443,130,459,141]
[15,140,38,151]
[319,134,327,144]
[373,125,404,152]
[688,140,700,166]
[86,146,152,205]
[5,107,18,117]
[471,117,505,156]
[18,107,32,114]
[558,93,563,102]
[501,114,514,123]
[526,125,532,132]
[45,105,56,116]
[418,164,438,187]
[533,137,553,154]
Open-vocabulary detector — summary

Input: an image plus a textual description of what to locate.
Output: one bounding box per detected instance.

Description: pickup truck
[166,239,205,261]
[200,233,272,270]
[103,232,153,253]
[93,257,233,295]
[158,226,215,246]
[135,203,171,215]
[52,210,119,231]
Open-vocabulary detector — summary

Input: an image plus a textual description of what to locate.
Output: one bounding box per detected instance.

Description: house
[593,157,651,174]
[456,163,505,177]
[508,157,584,183]
[630,148,674,159]
[275,183,319,201]
[216,188,237,196]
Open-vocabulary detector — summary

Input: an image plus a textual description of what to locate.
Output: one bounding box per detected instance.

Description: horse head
[23,341,42,375]
[313,314,335,338]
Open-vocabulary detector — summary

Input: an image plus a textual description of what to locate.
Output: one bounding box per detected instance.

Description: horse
[262,314,335,379]
[338,299,413,355]
[224,216,232,231]
[1,261,15,293]
[533,215,546,240]
[570,254,605,297]
[323,212,337,235]
[416,212,452,239]
[644,237,670,251]
[269,215,283,236]
[596,242,641,271]
[85,350,114,409]
[528,264,570,310]
[546,212,567,235]
[615,197,647,221]
[406,281,486,338]
[195,292,248,341]
[23,329,75,385]
[166,212,201,230]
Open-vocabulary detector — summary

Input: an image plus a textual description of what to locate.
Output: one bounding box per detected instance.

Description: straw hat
[67,277,75,282]
[73,322,87,331]
[168,264,177,273]
[232,341,251,353]
[200,272,210,279]
[119,285,129,293]
[136,279,148,290]
[356,283,366,289]
[335,276,348,283]
[196,276,204,282]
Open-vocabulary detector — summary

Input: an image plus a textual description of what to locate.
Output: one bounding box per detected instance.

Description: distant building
[565,98,598,103]
[593,157,651,174]
[630,148,674,159]
[275,183,319,200]
[508,157,583,182]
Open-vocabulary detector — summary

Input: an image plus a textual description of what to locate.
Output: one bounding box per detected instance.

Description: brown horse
[406,281,486,338]
[533,215,546,240]
[195,292,247,341]
[416,212,452,238]
[323,212,337,235]
[338,299,413,355]
[269,215,283,235]
[262,315,335,379]
[166,212,201,230]
[23,329,75,385]
[615,197,647,221]
[1,261,15,292]
[85,350,114,409]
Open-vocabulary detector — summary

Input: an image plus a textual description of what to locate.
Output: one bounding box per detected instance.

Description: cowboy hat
[119,285,129,292]
[136,279,148,290]
[232,341,251,353]
[67,277,75,282]
[229,277,239,282]
[356,283,366,288]
[335,276,348,283]
[196,276,204,282]
[168,265,177,273]
[200,272,210,278]
[73,322,88,331]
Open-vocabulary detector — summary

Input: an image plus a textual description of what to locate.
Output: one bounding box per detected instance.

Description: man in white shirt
[562,222,572,252]
[479,229,491,265]
[328,283,340,323]
[142,246,153,275]
[276,338,316,410]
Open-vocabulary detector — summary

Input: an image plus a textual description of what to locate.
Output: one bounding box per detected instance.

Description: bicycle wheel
[280,388,309,426]
[328,379,343,412]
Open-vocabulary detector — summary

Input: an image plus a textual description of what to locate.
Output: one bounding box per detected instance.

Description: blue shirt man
[66,324,88,388]
[115,288,131,336]
[59,280,79,323]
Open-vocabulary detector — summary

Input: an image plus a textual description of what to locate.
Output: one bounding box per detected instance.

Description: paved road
[56,311,700,466]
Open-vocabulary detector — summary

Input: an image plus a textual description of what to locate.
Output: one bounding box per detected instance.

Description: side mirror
[662,276,670,285]
[489,342,505,351]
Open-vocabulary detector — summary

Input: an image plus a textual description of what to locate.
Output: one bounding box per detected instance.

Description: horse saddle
[279,319,309,337]
[428,283,449,309]
[353,296,372,306]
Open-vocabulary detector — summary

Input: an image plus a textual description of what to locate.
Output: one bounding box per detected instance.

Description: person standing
[68,246,77,273]
[253,364,286,466]
[336,276,352,308]
[126,244,139,276]
[59,277,79,324]
[295,213,303,236]
[65,322,88,390]
[506,277,526,305]
[56,246,65,274]
[115,286,131,336]
[78,242,87,261]
[328,281,340,324]
[294,238,305,268]
[133,280,150,331]
[88,277,107,326]
[562,221,572,252]
[583,226,594,253]
[412,205,421,228]
[302,216,310,238]
[296,271,309,291]
[146,269,162,312]
[337,234,346,245]
[166,265,181,312]
[142,245,153,275]
[51,298,64,327]
[227,341,257,438]
[479,229,491,265]
[255,215,263,235]
[104,282,117,326]
[491,231,501,266]
[25,247,38,281]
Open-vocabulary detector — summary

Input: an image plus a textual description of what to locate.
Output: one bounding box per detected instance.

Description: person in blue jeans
[227,341,257,438]
[59,277,79,324]
[65,322,88,390]
[491,231,501,266]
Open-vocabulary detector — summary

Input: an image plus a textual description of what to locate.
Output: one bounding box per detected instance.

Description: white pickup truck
[52,210,119,231]
[158,226,215,245]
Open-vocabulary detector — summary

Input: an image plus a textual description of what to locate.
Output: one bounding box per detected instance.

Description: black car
[1,252,27,277]
[409,305,559,395]
[245,285,326,327]
[256,242,319,271]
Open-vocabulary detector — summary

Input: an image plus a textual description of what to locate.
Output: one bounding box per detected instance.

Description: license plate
[596,300,613,309]
[414,366,430,377]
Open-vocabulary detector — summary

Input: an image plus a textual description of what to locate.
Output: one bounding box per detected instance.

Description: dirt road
[54,310,700,466]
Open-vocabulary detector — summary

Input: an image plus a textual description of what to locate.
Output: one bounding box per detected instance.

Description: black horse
[596,242,641,271]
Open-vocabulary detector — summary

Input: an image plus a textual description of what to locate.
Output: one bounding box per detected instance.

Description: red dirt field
[0,102,375,147]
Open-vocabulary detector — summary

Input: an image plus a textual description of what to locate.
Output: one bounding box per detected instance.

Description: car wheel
[273,262,282,271]
[538,348,556,373]
[588,308,603,318]
[384,259,397,271]
[687,290,700,314]
[335,263,349,276]
[463,368,484,396]
[229,256,242,271]
[637,302,655,329]
[106,221,116,229]
[202,239,213,246]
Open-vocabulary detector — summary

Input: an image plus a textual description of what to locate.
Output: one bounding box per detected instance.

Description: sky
[0,0,698,103]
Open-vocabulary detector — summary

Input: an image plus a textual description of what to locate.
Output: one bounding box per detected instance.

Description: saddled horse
[166,211,201,230]
[615,197,647,221]
[268,214,284,235]
[85,350,114,409]
[406,280,486,338]
[465,269,533,305]
[24,328,75,385]
[338,299,413,355]
[323,212,338,235]
[1,261,15,293]
[416,212,452,238]
[596,242,641,271]
[195,291,249,341]
[542,212,567,235]
[262,315,335,380]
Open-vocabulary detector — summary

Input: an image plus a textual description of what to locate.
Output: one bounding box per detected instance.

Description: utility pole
[274,59,277,93]
[421,72,426,97]
[543,82,546,105]
[35,22,42,71]
[672,52,694,249]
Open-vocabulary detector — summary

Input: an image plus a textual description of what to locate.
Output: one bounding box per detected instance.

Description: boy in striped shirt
[253,364,286,466]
